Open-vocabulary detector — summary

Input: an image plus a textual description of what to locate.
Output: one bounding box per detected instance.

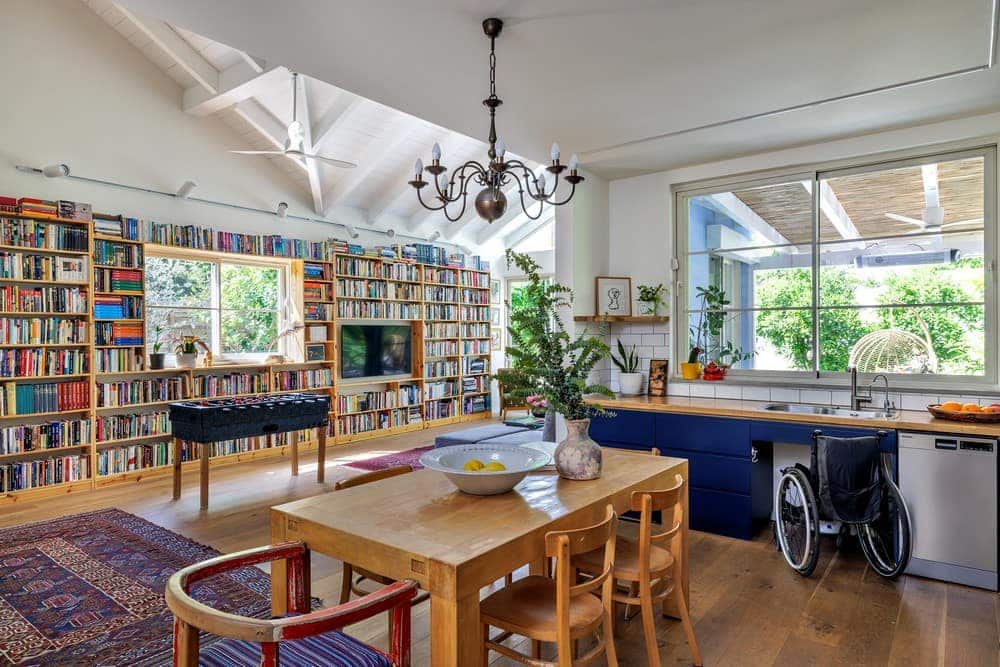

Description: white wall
[0,0,418,249]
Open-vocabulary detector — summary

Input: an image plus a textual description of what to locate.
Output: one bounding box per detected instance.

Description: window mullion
[811,173,821,378]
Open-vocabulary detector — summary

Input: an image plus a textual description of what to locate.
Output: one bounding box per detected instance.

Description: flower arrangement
[525,394,549,417]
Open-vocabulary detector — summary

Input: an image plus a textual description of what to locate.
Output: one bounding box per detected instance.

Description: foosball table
[169,392,331,509]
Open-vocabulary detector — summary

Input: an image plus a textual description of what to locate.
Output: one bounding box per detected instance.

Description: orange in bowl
[962,403,982,413]
[983,405,1000,414]
[939,401,963,412]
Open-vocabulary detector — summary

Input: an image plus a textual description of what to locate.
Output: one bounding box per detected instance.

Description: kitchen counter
[593,394,1000,437]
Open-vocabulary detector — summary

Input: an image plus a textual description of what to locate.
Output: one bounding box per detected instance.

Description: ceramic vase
[175,352,198,368]
[618,372,644,395]
[554,418,602,480]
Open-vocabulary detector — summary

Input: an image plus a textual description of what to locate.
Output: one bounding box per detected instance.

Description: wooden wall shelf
[574,315,670,323]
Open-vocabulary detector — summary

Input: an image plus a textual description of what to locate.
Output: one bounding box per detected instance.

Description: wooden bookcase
[0,211,492,501]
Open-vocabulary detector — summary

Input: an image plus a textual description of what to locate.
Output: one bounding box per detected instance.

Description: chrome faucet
[847,366,894,413]
[871,374,892,413]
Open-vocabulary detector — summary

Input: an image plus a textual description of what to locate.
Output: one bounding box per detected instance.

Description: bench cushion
[199,630,392,666]
[479,430,545,446]
[434,424,528,448]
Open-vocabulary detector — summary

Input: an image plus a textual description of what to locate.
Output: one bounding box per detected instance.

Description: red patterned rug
[347,446,432,472]
[0,509,274,666]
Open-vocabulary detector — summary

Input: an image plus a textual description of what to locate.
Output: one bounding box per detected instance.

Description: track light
[42,164,70,178]
[386,228,396,238]
[428,230,441,242]
[346,225,360,239]
[276,202,288,218]
[175,180,198,199]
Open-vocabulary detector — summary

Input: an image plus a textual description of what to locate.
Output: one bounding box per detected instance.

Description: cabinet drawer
[589,409,655,448]
[690,487,752,539]
[655,413,750,458]
[663,448,750,495]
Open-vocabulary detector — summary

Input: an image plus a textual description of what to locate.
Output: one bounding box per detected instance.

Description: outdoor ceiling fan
[885,206,983,231]
[229,72,357,169]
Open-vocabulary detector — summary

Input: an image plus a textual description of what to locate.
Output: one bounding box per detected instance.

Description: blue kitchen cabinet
[588,409,656,451]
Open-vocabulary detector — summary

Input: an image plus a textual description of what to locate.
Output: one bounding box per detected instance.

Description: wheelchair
[774,430,912,579]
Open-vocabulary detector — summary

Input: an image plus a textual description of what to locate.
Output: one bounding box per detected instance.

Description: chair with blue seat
[166,541,416,667]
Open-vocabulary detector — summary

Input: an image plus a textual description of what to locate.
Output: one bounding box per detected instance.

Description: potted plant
[149,325,166,370]
[685,285,752,380]
[637,283,667,316]
[525,394,548,418]
[495,250,614,480]
[610,339,644,395]
[174,336,200,368]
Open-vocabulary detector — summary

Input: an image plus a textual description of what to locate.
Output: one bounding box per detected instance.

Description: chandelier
[408,18,584,224]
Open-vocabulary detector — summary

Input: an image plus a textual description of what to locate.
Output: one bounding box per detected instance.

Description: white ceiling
[82,0,547,251]
[118,0,1000,180]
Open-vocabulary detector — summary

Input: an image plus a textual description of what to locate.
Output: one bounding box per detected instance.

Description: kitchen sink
[761,403,895,419]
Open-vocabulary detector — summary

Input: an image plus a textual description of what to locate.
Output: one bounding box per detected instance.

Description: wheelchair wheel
[774,467,820,576]
[858,475,911,579]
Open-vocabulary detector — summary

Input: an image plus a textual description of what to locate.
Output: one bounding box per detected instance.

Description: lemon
[463,459,485,471]
[484,461,507,472]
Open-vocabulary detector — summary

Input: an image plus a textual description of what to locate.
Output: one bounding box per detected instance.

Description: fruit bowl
[419,444,551,495]
[927,404,1000,423]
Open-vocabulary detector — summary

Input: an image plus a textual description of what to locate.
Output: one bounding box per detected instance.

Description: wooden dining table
[270,447,690,666]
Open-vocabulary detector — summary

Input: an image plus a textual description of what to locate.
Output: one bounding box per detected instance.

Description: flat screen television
[340,324,412,379]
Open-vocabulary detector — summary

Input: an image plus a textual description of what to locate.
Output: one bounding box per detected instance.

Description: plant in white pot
[611,339,644,395]
[495,250,615,481]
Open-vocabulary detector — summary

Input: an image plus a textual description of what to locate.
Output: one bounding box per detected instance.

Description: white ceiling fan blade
[229,149,285,156]
[301,153,358,169]
[885,213,925,226]
[939,218,984,229]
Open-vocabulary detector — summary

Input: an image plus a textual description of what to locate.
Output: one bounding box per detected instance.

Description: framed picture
[491,328,502,351]
[490,279,501,304]
[491,307,501,326]
[648,359,669,397]
[594,276,632,316]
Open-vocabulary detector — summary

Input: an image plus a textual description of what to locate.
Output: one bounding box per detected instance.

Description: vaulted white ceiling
[82,0,544,251]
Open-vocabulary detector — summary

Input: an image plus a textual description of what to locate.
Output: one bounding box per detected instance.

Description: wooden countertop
[592,394,1000,438]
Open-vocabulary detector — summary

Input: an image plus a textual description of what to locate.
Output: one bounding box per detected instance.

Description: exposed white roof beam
[323,117,413,215]
[312,93,364,151]
[801,181,860,239]
[183,64,287,116]
[705,192,792,247]
[115,4,218,93]
[240,52,266,73]
[296,75,325,214]
[232,99,308,176]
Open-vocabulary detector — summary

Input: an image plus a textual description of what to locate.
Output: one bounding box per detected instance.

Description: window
[146,254,284,359]
[676,146,995,385]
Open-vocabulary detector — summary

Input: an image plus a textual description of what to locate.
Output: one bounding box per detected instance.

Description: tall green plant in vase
[494,250,615,480]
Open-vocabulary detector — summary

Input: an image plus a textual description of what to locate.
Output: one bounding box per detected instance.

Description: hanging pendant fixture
[408,18,584,223]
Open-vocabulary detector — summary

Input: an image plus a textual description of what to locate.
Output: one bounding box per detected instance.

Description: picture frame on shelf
[491,328,502,351]
[491,307,501,326]
[490,279,501,304]
[648,359,669,397]
[594,276,632,316]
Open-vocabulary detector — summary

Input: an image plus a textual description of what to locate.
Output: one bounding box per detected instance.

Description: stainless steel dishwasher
[898,431,997,590]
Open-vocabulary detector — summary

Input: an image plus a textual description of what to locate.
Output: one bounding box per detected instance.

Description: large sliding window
[676,146,995,385]
[145,253,284,359]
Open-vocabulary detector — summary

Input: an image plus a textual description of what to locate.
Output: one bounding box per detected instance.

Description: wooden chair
[498,368,530,420]
[480,504,619,667]
[335,465,430,607]
[575,474,702,667]
[165,541,416,666]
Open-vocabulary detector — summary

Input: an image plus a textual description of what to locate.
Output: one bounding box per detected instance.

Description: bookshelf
[0,206,493,500]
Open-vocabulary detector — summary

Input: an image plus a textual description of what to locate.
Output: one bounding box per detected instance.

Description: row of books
[0,454,89,492]
[462,323,491,338]
[425,304,457,320]
[337,390,398,414]
[424,360,459,378]
[423,267,458,285]
[0,418,91,455]
[380,262,421,282]
[192,372,269,397]
[460,270,490,288]
[337,407,420,436]
[399,383,421,406]
[0,285,88,313]
[94,268,142,292]
[0,348,87,378]
[463,357,488,375]
[336,279,421,301]
[426,340,458,357]
[94,295,143,320]
[461,305,491,322]
[147,222,214,249]
[95,348,145,373]
[303,262,332,280]
[273,368,332,391]
[16,198,59,219]
[425,398,457,420]
[1,218,88,251]
[303,281,333,301]
[460,288,489,305]
[0,253,87,282]
[96,410,169,442]
[463,395,490,414]
[305,304,335,321]
[425,286,458,302]
[336,301,421,320]
[424,380,458,400]
[335,256,380,278]
[97,377,186,408]
[217,232,328,259]
[462,339,491,355]
[0,317,87,344]
[462,375,489,393]
[0,380,90,415]
[93,239,143,268]
[97,442,170,476]
[94,216,142,241]
[425,322,459,338]
[95,322,143,346]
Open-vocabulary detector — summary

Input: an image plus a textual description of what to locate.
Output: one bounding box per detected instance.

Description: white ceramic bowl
[419,444,551,495]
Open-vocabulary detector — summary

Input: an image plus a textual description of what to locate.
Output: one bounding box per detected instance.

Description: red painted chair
[165,541,416,667]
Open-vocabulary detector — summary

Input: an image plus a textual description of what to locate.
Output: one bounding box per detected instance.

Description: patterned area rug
[0,509,273,666]
[348,446,432,472]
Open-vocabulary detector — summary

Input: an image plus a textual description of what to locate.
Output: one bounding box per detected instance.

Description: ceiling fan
[229,72,357,169]
[885,206,982,231]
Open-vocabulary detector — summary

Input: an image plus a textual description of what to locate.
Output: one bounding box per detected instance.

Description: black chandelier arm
[440,192,470,222]
[502,159,552,201]
[415,186,449,212]
[549,178,578,206]
[506,171,548,221]
[434,161,489,201]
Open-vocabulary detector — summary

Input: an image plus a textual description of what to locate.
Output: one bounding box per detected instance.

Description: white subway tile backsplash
[668,382,690,397]
[714,384,742,399]
[830,391,851,407]
[640,334,665,346]
[618,334,643,346]
[688,383,716,398]
[653,346,671,358]
[800,389,832,405]
[770,387,801,403]
[741,386,771,401]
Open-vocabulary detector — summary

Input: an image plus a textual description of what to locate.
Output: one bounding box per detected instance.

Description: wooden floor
[3,421,998,666]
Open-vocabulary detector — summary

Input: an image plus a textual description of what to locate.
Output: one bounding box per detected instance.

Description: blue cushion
[479,430,544,446]
[198,630,392,667]
[434,424,528,448]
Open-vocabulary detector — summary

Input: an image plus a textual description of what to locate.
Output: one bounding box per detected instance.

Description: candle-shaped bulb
[495,138,506,158]
[537,172,547,191]
[431,142,442,161]
[414,158,423,176]
[568,153,579,171]
[550,142,560,161]
[438,169,449,188]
